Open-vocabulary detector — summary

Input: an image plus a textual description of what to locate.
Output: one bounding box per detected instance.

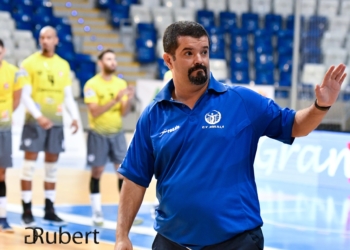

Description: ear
[163,53,173,70]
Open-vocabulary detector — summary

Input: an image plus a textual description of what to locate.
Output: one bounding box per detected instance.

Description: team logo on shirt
[3,83,9,89]
[159,125,180,137]
[84,88,96,98]
[204,110,221,125]
[202,110,224,129]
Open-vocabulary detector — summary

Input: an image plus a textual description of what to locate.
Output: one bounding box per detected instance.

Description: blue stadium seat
[301,30,322,49]
[110,4,129,28]
[254,29,273,44]
[277,30,293,56]
[0,0,11,11]
[254,41,273,54]
[255,53,274,70]
[219,11,237,33]
[230,29,249,52]
[137,24,157,42]
[255,69,274,85]
[230,52,249,70]
[300,47,322,64]
[279,71,291,86]
[136,38,156,63]
[265,14,282,34]
[157,58,169,79]
[308,16,328,33]
[97,0,114,9]
[275,90,289,98]
[207,26,225,59]
[231,69,250,84]
[12,13,33,30]
[35,6,54,16]
[210,42,226,59]
[120,0,138,5]
[242,13,259,33]
[197,10,215,29]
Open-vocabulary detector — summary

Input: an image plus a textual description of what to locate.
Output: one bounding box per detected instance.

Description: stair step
[118,62,141,73]
[69,17,107,26]
[54,7,101,18]
[83,45,124,53]
[79,34,120,43]
[52,2,92,8]
[86,51,134,63]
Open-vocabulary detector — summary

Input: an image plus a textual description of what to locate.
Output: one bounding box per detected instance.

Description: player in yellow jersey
[84,49,138,226]
[19,27,79,226]
[0,39,25,233]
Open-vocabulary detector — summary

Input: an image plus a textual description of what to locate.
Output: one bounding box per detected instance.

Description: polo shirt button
[189,116,197,122]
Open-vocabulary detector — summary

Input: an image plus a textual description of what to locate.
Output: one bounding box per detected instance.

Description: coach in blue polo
[115,21,346,250]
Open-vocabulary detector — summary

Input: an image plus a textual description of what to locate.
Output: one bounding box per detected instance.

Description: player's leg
[20,124,45,226]
[42,126,66,226]
[87,131,109,226]
[111,131,143,225]
[0,130,14,233]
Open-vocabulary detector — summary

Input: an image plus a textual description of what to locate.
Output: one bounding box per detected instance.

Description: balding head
[39,26,58,57]
[40,26,57,37]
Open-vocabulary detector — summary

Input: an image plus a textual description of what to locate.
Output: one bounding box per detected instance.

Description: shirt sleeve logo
[159,125,180,137]
[84,88,96,98]
[205,110,221,125]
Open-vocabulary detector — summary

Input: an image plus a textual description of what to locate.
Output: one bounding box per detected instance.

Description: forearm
[89,100,118,118]
[292,103,329,137]
[21,85,42,119]
[121,100,132,116]
[116,177,146,240]
[64,86,79,120]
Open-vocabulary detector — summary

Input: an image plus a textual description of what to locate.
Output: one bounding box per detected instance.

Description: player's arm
[64,86,79,133]
[13,89,22,111]
[292,64,346,137]
[114,177,146,250]
[120,86,135,116]
[21,85,52,129]
[86,89,127,118]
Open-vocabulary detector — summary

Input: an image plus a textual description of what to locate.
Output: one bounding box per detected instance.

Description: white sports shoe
[92,211,104,227]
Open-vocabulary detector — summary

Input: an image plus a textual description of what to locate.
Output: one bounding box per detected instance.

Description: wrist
[314,99,331,111]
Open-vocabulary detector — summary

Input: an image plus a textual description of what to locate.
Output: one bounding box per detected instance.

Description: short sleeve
[237,87,296,144]
[84,81,98,104]
[118,107,155,187]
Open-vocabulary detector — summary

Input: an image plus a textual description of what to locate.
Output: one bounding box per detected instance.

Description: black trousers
[152,227,264,250]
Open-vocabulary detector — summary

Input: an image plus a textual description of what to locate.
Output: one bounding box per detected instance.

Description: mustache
[188,64,207,75]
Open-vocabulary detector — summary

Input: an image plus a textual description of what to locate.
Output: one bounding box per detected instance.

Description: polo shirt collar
[154,72,227,102]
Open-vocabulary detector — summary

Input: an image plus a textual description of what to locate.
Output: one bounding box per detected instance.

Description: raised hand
[316,64,347,107]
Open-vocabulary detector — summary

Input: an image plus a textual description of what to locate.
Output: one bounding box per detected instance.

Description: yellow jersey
[21,52,71,125]
[84,74,128,135]
[0,60,25,131]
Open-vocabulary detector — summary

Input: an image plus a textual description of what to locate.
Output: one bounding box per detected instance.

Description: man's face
[0,46,5,62]
[39,29,58,53]
[170,36,210,85]
[101,52,117,74]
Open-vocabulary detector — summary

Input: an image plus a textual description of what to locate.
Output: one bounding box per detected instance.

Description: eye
[202,50,208,55]
[185,51,192,56]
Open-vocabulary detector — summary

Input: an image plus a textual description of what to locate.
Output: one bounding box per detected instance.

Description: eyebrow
[181,46,209,52]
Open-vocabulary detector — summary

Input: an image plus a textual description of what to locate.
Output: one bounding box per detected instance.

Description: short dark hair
[98,49,115,60]
[0,39,4,48]
[163,21,209,58]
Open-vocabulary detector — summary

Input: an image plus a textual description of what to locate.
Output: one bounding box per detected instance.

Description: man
[84,49,137,226]
[0,39,24,233]
[20,26,79,226]
[114,21,346,249]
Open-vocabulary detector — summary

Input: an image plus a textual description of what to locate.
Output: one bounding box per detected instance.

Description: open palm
[316,64,347,107]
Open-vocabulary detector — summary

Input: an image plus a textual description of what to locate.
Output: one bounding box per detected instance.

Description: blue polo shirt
[118,74,296,249]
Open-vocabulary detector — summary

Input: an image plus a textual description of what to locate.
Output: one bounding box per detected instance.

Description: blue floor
[7,180,350,249]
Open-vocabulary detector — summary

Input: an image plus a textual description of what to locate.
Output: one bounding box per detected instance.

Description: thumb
[315,84,321,99]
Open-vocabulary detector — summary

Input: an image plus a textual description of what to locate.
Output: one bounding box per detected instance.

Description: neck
[101,72,113,81]
[0,60,2,68]
[41,50,55,57]
[172,78,208,109]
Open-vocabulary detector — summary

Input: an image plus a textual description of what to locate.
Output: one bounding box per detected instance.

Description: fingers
[323,65,335,84]
[331,64,346,81]
[339,73,347,85]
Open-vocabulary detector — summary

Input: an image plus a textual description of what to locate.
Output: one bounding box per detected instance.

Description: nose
[193,52,204,65]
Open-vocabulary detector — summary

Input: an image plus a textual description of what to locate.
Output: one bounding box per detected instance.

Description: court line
[7,204,156,236]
